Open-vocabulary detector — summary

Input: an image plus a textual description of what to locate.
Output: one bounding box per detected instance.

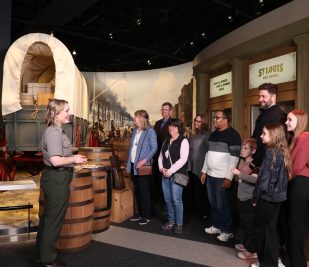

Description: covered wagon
[1,33,89,177]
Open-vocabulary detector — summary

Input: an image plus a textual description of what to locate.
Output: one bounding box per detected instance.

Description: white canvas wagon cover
[1,33,88,119]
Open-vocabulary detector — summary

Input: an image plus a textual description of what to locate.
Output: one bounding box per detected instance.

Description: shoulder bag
[136,128,152,176]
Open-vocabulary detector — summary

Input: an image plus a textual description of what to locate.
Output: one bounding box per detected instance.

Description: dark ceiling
[11,0,292,72]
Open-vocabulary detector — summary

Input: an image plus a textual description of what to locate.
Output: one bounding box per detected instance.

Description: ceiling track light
[136,17,142,26]
[109,33,114,39]
[201,32,206,38]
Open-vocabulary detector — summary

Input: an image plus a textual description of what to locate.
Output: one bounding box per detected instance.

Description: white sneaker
[278,258,285,267]
[237,250,257,259]
[235,243,245,251]
[217,232,234,242]
[205,226,221,235]
[250,259,284,267]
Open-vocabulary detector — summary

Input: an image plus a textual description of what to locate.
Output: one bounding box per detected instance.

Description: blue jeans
[162,175,184,225]
[207,175,232,233]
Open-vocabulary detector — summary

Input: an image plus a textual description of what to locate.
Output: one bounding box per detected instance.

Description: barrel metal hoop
[94,206,110,212]
[68,198,94,207]
[64,215,93,224]
[85,166,109,171]
[59,230,93,239]
[93,214,110,220]
[70,184,93,191]
[73,172,92,178]
[92,175,106,180]
[93,189,106,194]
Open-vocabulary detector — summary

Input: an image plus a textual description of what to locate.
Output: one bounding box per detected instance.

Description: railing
[0,203,36,239]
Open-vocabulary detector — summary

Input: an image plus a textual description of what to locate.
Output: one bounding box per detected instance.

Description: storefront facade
[193,0,309,137]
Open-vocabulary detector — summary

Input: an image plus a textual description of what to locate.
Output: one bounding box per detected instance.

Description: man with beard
[251,83,286,167]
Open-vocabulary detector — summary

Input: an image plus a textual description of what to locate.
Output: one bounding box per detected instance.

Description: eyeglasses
[213,116,226,120]
[194,119,202,123]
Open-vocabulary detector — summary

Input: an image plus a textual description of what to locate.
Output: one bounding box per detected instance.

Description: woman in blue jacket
[127,110,157,225]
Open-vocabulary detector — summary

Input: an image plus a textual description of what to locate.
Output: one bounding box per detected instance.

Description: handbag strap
[167,141,174,165]
[136,127,149,163]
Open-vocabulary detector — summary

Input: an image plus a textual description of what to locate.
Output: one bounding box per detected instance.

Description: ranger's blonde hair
[46,99,68,126]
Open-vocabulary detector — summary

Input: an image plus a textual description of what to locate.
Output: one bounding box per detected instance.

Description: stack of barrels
[78,146,114,235]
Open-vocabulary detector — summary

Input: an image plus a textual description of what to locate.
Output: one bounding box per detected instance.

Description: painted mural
[83,62,193,139]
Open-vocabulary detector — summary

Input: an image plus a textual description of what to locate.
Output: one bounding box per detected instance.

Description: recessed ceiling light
[201,32,206,38]
[72,50,77,56]
[136,18,142,26]
[228,15,234,22]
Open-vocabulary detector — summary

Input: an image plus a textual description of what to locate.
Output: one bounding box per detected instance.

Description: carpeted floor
[0,239,207,267]
[0,207,241,267]
[112,213,236,248]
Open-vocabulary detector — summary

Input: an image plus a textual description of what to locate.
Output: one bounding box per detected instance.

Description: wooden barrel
[89,166,113,234]
[20,93,34,106]
[112,138,130,164]
[78,146,113,166]
[39,169,94,252]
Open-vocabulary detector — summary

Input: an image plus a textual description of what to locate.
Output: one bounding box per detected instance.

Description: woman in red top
[285,109,309,267]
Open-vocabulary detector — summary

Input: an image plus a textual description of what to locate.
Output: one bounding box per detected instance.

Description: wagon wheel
[0,126,16,181]
[0,150,16,181]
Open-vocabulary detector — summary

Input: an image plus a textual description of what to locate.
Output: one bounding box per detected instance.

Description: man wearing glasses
[152,102,173,213]
[200,110,241,242]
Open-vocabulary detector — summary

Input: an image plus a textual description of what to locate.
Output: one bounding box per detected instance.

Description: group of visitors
[126,83,309,267]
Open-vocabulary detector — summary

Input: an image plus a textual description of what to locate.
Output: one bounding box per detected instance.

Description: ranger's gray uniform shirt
[42,126,73,167]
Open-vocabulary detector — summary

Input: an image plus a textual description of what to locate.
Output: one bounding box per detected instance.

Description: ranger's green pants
[36,168,73,263]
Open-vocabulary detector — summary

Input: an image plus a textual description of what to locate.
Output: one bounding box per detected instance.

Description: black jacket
[161,135,187,175]
[253,148,288,203]
[251,104,286,167]
[154,117,171,159]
